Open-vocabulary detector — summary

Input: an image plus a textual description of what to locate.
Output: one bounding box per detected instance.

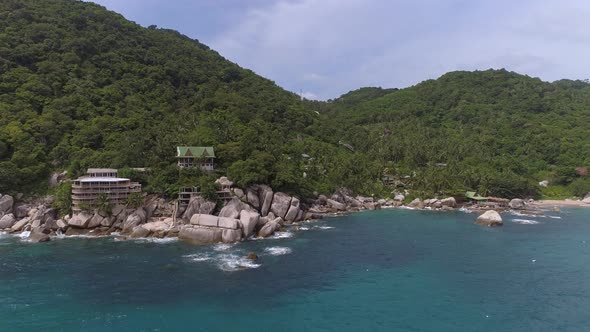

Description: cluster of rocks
[178,184,304,245]
[307,190,400,215]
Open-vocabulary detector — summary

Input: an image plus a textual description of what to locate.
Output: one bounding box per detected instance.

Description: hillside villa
[176,146,215,171]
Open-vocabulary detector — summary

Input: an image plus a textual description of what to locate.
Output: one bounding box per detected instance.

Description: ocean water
[1,208,589,331]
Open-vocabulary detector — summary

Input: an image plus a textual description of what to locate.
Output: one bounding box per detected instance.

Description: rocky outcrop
[11,218,30,232]
[179,225,223,245]
[509,198,525,209]
[408,198,424,209]
[182,196,216,220]
[441,197,457,208]
[258,218,281,238]
[218,198,243,219]
[222,229,242,243]
[284,197,300,223]
[130,226,150,238]
[259,185,274,217]
[246,186,260,209]
[394,194,405,202]
[142,219,173,233]
[0,213,16,229]
[28,231,50,243]
[271,192,291,218]
[475,210,503,227]
[326,199,346,211]
[68,212,93,228]
[0,194,14,214]
[239,210,260,238]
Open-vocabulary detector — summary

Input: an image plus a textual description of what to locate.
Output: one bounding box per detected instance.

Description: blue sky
[91,0,590,100]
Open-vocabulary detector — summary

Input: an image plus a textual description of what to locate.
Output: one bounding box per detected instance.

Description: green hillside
[313,70,590,198]
[1,0,589,200]
[0,0,378,197]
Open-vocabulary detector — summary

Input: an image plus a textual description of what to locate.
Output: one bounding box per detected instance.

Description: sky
[90,0,590,100]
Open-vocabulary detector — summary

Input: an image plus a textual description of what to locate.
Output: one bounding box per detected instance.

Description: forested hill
[0,0,357,196]
[310,70,590,198]
[1,0,590,200]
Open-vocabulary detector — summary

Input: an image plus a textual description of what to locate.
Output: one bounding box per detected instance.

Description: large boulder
[284,197,300,223]
[28,231,50,243]
[222,229,242,243]
[219,198,243,219]
[121,209,147,233]
[215,176,233,188]
[583,196,590,204]
[239,210,260,238]
[190,214,219,227]
[179,226,222,245]
[408,198,425,209]
[0,213,16,229]
[182,196,216,220]
[246,186,260,209]
[129,226,151,238]
[259,185,274,216]
[258,218,280,238]
[13,204,31,219]
[270,192,291,218]
[393,194,405,202]
[509,198,526,209]
[142,220,172,233]
[11,218,30,232]
[218,217,240,230]
[88,213,105,228]
[475,210,503,227]
[0,195,14,214]
[441,197,457,208]
[68,212,93,228]
[56,219,68,230]
[326,199,346,211]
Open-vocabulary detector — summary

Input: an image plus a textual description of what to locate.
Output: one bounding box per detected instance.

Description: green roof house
[176,146,215,171]
[465,191,487,202]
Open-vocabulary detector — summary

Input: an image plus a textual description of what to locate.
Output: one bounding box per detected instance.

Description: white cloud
[212,0,590,99]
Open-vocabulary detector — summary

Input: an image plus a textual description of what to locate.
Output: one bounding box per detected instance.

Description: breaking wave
[264,246,292,256]
[216,254,261,271]
[511,219,540,225]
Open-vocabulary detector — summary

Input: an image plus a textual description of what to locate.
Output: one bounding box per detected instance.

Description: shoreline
[529,199,590,208]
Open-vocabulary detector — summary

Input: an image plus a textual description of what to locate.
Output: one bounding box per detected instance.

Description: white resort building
[71,168,142,211]
[176,146,215,171]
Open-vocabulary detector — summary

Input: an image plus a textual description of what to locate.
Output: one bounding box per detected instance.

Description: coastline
[530,199,590,208]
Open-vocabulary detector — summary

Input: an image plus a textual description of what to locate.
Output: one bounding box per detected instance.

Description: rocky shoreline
[0,186,579,244]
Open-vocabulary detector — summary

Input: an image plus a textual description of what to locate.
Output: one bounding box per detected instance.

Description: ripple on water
[183,253,213,262]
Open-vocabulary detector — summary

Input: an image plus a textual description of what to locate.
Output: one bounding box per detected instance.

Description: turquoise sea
[1,208,589,331]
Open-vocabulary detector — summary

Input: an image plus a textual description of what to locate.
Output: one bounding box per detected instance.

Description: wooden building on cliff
[176,146,215,171]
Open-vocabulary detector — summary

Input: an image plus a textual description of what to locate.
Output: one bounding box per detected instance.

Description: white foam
[16,231,31,239]
[399,206,416,210]
[264,246,292,256]
[511,219,540,225]
[315,225,334,230]
[184,253,213,262]
[298,226,310,231]
[270,231,293,239]
[546,215,562,219]
[216,254,261,271]
[213,243,235,251]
